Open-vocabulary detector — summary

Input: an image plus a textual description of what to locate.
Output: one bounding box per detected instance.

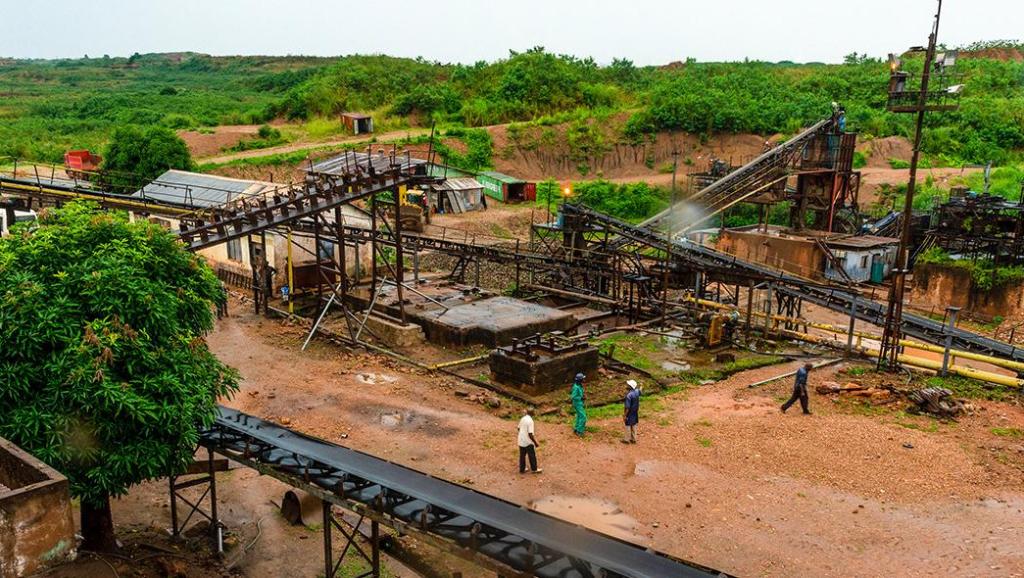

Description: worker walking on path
[517,407,542,474]
[781,362,813,415]
[570,373,587,437]
[622,379,641,443]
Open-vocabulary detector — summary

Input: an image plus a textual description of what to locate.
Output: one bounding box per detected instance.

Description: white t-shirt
[517,415,535,447]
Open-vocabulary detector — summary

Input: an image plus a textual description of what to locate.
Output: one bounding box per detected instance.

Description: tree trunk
[81,496,118,552]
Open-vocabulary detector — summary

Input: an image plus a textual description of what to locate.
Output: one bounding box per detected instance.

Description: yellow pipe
[429,354,490,370]
[685,295,1024,374]
[899,339,1024,373]
[893,352,1024,388]
[777,327,1024,388]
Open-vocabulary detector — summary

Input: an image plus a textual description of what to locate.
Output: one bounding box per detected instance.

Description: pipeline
[685,295,1024,375]
[776,328,1023,389]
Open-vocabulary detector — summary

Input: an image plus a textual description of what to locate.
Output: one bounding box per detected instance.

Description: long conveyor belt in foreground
[203,406,729,578]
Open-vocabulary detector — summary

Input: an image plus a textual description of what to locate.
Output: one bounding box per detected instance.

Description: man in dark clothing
[622,379,641,443]
[781,363,813,414]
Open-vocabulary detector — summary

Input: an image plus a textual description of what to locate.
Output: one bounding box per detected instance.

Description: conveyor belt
[563,203,1024,364]
[203,406,729,578]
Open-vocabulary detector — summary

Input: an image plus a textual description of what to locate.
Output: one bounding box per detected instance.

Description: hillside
[1,46,1022,171]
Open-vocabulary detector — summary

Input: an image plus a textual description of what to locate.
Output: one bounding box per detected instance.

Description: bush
[102,125,194,189]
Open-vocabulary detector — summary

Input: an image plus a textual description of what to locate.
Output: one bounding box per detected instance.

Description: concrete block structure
[0,438,76,577]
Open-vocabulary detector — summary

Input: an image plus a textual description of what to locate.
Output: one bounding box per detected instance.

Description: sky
[2,0,1021,64]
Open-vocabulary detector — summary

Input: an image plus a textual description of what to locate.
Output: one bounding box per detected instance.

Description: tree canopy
[0,202,237,545]
[102,125,194,184]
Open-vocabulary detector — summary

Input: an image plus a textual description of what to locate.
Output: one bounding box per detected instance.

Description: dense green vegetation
[917,246,1024,290]
[0,202,238,549]
[0,53,329,162]
[3,46,1022,168]
[101,125,194,187]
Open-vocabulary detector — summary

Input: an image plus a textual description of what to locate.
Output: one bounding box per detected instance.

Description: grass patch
[992,427,1024,437]
[924,374,1017,402]
[677,354,784,385]
[695,436,713,448]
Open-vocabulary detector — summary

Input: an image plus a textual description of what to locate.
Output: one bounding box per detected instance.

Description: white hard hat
[626,379,638,389]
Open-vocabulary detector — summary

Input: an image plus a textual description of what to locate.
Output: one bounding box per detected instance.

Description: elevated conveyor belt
[563,203,1024,364]
[636,118,834,232]
[203,406,728,578]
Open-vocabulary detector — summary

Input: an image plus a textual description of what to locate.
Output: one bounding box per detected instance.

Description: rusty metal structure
[927,189,1024,264]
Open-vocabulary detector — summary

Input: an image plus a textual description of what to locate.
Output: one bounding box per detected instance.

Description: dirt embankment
[487,116,770,183]
[857,135,914,168]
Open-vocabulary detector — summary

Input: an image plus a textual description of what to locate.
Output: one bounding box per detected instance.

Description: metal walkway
[203,406,728,578]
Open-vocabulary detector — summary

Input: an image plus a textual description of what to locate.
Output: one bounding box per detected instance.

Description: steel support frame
[168,447,221,546]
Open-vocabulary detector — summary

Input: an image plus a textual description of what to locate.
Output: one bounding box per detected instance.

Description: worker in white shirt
[517,407,543,474]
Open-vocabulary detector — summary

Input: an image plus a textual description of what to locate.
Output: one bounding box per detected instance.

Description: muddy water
[530,495,646,544]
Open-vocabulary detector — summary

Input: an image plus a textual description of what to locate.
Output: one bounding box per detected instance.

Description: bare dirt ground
[88,303,1024,577]
[199,128,431,165]
[179,125,262,159]
[859,166,981,208]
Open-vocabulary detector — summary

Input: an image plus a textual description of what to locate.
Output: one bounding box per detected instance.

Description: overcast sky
[3,0,1021,64]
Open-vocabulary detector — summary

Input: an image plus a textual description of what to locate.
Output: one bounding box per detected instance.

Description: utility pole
[878,0,949,369]
[662,148,680,325]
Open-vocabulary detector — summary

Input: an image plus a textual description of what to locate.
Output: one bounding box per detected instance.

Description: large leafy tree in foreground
[0,202,238,551]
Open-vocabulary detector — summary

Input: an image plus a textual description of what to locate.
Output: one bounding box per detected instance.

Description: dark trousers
[518,445,537,473]
[782,386,809,413]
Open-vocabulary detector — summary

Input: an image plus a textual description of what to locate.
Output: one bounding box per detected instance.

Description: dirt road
[129,308,1024,577]
[199,128,431,165]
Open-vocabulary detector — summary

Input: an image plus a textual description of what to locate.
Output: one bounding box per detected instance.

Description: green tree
[0,202,238,551]
[102,126,194,190]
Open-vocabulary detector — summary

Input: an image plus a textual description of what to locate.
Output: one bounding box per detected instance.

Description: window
[317,240,335,261]
[860,255,869,268]
[227,238,243,262]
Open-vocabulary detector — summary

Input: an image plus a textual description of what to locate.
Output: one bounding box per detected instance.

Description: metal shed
[341,112,373,135]
[429,178,485,214]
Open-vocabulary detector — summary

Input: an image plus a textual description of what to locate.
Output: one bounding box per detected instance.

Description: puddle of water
[358,405,458,437]
[661,360,691,372]
[530,495,646,544]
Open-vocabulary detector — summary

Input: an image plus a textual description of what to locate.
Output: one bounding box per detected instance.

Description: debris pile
[816,381,896,404]
[907,387,966,419]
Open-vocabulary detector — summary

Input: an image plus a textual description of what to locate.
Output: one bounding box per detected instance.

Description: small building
[1,437,76,577]
[131,170,372,293]
[429,178,486,214]
[823,235,898,283]
[426,164,535,203]
[341,113,373,136]
[717,225,898,283]
[477,171,533,203]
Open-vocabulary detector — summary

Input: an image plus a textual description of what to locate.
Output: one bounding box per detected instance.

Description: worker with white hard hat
[622,379,641,444]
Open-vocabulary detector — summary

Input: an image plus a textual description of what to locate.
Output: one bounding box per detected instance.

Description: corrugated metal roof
[309,151,426,176]
[341,112,371,119]
[825,235,899,249]
[132,170,277,208]
[479,171,525,184]
[431,178,482,191]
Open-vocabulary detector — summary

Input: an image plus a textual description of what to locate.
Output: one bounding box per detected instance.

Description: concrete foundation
[361,313,426,348]
[0,438,76,577]
[489,339,599,395]
[352,281,575,347]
